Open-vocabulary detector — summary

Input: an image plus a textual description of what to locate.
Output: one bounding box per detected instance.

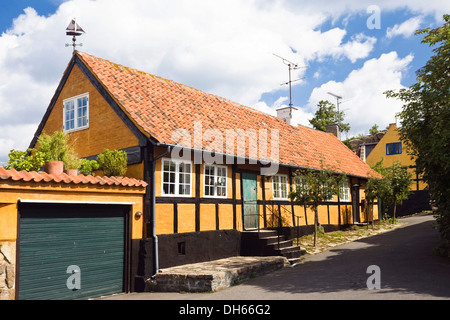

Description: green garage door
[19,203,128,300]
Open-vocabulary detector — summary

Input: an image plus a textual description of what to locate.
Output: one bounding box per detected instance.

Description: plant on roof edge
[96,149,128,177]
[4,149,46,172]
[36,131,72,162]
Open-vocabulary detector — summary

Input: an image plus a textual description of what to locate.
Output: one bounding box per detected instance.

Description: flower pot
[65,169,78,176]
[44,161,64,175]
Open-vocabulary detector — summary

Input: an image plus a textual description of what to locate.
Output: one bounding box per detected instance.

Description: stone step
[146,256,290,293]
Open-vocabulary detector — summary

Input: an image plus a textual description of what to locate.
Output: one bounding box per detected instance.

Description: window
[273,174,288,199]
[162,158,192,196]
[204,165,227,197]
[339,181,350,202]
[63,93,89,132]
[386,142,402,155]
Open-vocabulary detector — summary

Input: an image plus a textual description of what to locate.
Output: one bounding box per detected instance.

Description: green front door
[242,172,258,230]
[18,203,127,300]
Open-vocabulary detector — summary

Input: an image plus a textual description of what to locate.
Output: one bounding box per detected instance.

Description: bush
[79,159,100,176]
[4,149,46,172]
[97,149,127,177]
[36,131,71,162]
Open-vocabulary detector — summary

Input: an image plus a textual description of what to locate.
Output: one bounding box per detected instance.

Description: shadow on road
[244,215,450,299]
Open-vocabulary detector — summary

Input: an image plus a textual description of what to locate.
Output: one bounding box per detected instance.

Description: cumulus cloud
[307,52,414,138]
[386,17,423,39]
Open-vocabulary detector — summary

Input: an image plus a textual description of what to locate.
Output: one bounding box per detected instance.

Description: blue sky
[0,0,447,162]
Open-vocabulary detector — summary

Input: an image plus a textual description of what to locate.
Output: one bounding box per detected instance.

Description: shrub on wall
[97,149,127,177]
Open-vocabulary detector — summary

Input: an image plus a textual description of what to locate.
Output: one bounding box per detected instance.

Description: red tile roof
[76,51,381,179]
[0,167,148,188]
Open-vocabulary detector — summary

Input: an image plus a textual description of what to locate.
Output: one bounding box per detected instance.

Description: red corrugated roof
[76,51,381,179]
[0,167,148,188]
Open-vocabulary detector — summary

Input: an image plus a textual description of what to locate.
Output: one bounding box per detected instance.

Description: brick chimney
[276,106,297,125]
[325,123,340,140]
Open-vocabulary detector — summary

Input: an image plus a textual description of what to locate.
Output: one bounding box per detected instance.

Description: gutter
[151,145,171,278]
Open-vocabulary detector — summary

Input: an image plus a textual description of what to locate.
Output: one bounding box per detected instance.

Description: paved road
[109,214,450,300]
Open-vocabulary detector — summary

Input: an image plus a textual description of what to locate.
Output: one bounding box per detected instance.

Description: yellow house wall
[366,123,425,191]
[40,64,140,159]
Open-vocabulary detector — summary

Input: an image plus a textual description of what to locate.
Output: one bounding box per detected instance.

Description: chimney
[325,123,340,140]
[276,106,297,125]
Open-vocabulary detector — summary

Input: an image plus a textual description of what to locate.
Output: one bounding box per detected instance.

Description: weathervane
[65,18,85,52]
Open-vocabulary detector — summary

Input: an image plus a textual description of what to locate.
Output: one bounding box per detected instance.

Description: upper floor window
[204,164,227,198]
[162,158,192,197]
[386,142,402,155]
[63,93,89,132]
[273,174,289,199]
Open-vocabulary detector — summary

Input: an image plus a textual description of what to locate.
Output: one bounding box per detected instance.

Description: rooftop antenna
[327,91,342,127]
[65,18,85,52]
[273,53,305,108]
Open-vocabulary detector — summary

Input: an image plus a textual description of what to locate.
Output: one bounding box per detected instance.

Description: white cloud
[386,16,423,39]
[307,52,414,138]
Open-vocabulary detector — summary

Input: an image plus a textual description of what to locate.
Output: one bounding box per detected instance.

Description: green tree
[309,100,350,134]
[289,165,347,246]
[366,160,412,223]
[385,15,450,251]
[369,124,379,135]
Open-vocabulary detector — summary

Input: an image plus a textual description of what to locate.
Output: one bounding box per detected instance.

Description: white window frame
[272,174,289,200]
[339,181,350,202]
[203,164,228,198]
[63,93,89,133]
[161,158,192,197]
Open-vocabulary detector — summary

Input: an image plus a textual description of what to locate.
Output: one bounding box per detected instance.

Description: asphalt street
[105,214,450,300]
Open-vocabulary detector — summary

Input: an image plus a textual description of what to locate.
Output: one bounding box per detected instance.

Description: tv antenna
[273,53,305,108]
[65,18,85,52]
[327,91,343,128]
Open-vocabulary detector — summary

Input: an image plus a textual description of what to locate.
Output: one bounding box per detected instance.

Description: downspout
[151,145,171,278]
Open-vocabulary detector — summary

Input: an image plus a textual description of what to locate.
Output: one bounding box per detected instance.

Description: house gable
[29,54,150,159]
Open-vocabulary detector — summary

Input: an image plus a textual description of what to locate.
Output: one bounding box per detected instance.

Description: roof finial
[65,18,85,52]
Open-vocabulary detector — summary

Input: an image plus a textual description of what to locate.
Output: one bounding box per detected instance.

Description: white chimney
[276,106,297,125]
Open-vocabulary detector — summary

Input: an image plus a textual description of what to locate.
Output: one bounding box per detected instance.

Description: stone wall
[0,241,15,300]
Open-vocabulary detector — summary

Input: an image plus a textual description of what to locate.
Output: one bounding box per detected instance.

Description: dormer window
[63,93,89,132]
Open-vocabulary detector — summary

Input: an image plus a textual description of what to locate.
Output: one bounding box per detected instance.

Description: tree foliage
[309,100,351,134]
[289,165,347,246]
[365,160,412,223]
[385,15,450,251]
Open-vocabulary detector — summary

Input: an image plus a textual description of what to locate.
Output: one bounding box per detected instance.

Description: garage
[0,167,147,300]
[18,202,130,300]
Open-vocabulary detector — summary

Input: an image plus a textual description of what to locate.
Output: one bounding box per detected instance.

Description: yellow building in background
[366,123,427,191]
[366,123,429,217]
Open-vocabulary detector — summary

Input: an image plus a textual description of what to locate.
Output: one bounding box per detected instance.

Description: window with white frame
[63,93,89,132]
[273,174,289,199]
[322,183,334,202]
[339,181,350,201]
[204,164,227,197]
[162,158,192,196]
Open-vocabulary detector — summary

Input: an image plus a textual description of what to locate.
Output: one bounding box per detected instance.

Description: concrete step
[145,256,290,293]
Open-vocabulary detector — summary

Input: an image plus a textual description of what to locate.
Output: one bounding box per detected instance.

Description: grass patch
[294,220,406,255]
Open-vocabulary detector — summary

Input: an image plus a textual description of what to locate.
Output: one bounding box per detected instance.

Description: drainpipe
[151,145,171,278]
